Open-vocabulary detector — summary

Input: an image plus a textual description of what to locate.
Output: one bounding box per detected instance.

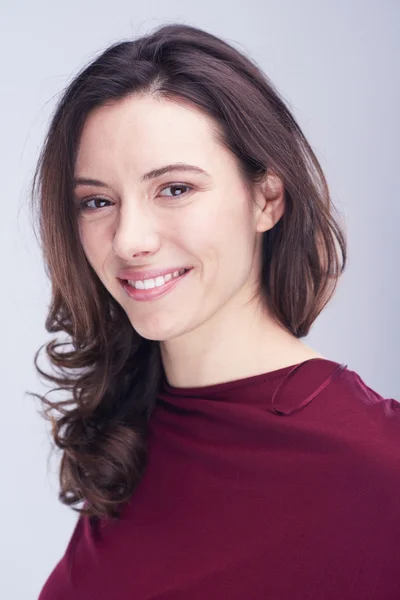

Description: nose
[112,201,160,260]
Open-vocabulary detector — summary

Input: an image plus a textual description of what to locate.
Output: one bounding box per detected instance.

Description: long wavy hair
[29,22,347,521]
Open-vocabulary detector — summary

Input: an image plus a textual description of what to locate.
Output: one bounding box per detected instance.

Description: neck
[159,292,324,388]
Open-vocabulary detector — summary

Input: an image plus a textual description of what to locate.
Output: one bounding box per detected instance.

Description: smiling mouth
[124,268,190,290]
[118,267,192,301]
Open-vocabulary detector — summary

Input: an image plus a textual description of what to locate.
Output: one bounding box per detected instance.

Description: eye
[77,183,192,213]
[78,197,113,211]
[159,184,192,197]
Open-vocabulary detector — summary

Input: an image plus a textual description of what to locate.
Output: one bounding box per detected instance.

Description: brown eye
[159,184,192,197]
[79,197,113,211]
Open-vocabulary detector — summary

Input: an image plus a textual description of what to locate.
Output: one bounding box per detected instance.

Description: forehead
[75,94,225,176]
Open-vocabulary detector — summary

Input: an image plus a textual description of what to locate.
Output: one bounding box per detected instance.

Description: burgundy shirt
[38,358,400,599]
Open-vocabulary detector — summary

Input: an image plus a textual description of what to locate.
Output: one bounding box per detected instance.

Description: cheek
[179,209,220,267]
[184,208,248,280]
[78,224,93,261]
[78,222,108,273]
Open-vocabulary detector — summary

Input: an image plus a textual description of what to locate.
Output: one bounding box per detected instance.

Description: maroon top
[38,358,400,599]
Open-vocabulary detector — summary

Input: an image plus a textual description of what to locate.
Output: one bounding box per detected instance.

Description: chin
[129,317,190,343]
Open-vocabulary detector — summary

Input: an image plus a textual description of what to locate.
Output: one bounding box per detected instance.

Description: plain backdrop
[1,1,398,598]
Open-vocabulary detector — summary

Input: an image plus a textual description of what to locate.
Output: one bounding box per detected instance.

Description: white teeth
[127,268,187,290]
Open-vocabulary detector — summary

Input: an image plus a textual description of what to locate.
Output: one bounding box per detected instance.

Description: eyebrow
[73,162,212,188]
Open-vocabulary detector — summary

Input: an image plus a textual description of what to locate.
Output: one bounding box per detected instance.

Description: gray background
[1,1,398,598]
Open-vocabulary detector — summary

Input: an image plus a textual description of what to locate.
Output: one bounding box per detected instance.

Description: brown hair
[29,23,347,520]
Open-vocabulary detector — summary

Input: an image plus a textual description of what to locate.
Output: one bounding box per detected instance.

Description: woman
[32,23,400,600]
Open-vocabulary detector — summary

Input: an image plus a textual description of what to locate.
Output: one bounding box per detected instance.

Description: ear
[252,169,285,233]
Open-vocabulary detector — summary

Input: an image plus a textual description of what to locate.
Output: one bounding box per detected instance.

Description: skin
[74,93,325,388]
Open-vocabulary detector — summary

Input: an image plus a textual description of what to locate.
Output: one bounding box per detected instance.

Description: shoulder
[273,358,400,471]
[328,363,400,427]
[273,358,399,418]
[277,357,400,423]
[315,363,400,482]
[323,365,400,503]
[331,365,400,451]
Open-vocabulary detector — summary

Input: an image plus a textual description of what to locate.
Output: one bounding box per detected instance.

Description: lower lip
[120,269,192,302]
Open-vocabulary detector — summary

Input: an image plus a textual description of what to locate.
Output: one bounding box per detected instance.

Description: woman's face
[74,93,280,341]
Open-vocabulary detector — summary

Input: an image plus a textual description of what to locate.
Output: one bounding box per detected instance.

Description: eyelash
[77,183,193,212]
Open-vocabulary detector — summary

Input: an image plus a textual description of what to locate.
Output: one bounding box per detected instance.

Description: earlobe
[255,170,285,233]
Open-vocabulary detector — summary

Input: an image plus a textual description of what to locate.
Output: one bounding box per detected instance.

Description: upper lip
[118,266,191,282]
